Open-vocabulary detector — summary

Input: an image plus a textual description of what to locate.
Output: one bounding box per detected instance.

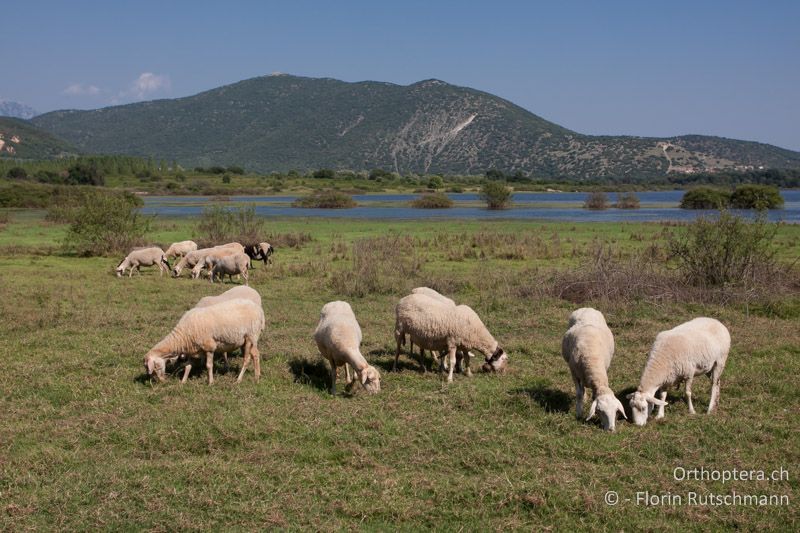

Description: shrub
[66,163,105,186]
[480,181,512,209]
[730,184,783,210]
[613,192,640,209]
[292,190,356,208]
[583,191,609,210]
[329,236,422,297]
[226,165,245,175]
[427,175,444,189]
[63,192,147,256]
[411,192,453,209]
[221,174,231,184]
[6,167,27,179]
[196,204,265,246]
[312,168,336,180]
[447,185,465,193]
[679,187,731,209]
[668,210,779,287]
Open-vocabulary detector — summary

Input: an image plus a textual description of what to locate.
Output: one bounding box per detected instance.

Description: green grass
[0,213,798,530]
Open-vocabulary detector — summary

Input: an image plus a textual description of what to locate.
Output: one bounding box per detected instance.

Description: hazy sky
[2,0,798,150]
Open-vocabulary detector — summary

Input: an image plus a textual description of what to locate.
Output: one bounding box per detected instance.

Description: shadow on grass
[133,355,240,385]
[288,358,331,392]
[512,382,572,413]
[369,348,430,373]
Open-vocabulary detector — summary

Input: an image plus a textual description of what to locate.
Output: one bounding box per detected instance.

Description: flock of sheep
[132,239,732,432]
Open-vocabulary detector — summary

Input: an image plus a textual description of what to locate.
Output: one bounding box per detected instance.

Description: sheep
[627,317,731,426]
[394,293,507,382]
[313,300,380,395]
[143,298,265,384]
[171,242,244,277]
[189,286,263,374]
[405,287,472,373]
[116,247,169,277]
[561,308,626,431]
[244,242,275,267]
[164,240,198,259]
[207,252,250,284]
[191,248,239,279]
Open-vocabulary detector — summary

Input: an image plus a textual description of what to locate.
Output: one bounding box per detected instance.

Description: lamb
[207,252,250,284]
[143,298,265,384]
[116,247,169,277]
[394,293,507,382]
[171,242,244,277]
[164,240,198,259]
[244,242,275,266]
[313,301,380,395]
[561,307,626,431]
[627,317,731,426]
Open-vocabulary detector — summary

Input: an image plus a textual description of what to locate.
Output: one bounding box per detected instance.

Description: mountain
[0,100,38,120]
[30,74,800,178]
[0,117,77,160]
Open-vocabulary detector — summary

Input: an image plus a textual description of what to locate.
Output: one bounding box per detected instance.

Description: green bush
[583,191,609,210]
[221,174,231,184]
[411,192,453,209]
[312,169,336,180]
[480,181,512,210]
[730,184,783,210]
[292,190,356,209]
[63,192,147,256]
[427,175,444,189]
[668,210,778,287]
[197,204,265,245]
[680,187,731,209]
[66,163,105,186]
[613,192,640,209]
[6,167,27,179]
[226,166,245,175]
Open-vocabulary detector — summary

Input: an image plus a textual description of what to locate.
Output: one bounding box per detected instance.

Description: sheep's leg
[417,346,427,373]
[445,346,457,383]
[461,350,472,377]
[685,374,696,414]
[237,345,253,383]
[205,351,214,385]
[243,269,249,286]
[708,363,723,414]
[573,376,585,419]
[329,361,337,396]
[181,362,192,383]
[222,352,229,373]
[345,363,352,384]
[393,337,402,372]
[655,390,667,419]
[251,344,261,382]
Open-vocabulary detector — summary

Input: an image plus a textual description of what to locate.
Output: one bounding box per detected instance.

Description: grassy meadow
[0,211,798,530]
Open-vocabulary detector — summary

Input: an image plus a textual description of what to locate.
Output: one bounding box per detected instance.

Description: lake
[140,190,800,222]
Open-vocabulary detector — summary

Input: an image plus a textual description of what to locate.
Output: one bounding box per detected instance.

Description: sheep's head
[586,393,627,431]
[144,354,166,382]
[626,391,667,426]
[171,266,182,277]
[481,347,508,373]
[360,365,381,394]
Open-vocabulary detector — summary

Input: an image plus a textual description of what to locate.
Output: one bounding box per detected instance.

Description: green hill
[30,74,800,178]
[0,117,77,160]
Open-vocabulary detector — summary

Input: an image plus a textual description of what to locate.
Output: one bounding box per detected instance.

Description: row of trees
[680,185,784,210]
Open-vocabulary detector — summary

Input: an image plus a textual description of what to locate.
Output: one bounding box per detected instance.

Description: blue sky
[2,0,798,150]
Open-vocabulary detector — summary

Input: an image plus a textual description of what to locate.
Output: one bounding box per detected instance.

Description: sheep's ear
[647,396,668,407]
[625,392,636,399]
[616,398,628,420]
[585,399,597,421]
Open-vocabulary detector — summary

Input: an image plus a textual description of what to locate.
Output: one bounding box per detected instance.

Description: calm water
[140,190,800,222]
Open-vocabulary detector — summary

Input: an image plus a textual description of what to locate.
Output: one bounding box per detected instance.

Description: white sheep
[171,242,244,277]
[561,307,626,431]
[116,247,169,277]
[406,287,472,373]
[627,317,731,426]
[189,286,263,375]
[394,293,507,382]
[143,298,265,384]
[208,252,250,284]
[191,248,238,279]
[164,240,198,259]
[313,301,380,395]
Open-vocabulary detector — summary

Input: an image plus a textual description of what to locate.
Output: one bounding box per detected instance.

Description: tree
[312,168,336,180]
[480,181,512,209]
[427,175,444,189]
[730,185,783,210]
[67,163,105,186]
[679,187,731,209]
[584,191,609,210]
[485,169,505,181]
[6,167,27,179]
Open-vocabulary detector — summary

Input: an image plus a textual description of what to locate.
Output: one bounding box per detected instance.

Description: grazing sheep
[190,286,263,374]
[561,308,626,431]
[627,317,731,426]
[208,252,250,284]
[394,294,507,382]
[164,240,198,259]
[406,287,472,373]
[313,301,380,395]
[143,298,265,384]
[171,242,244,277]
[191,248,239,279]
[244,242,275,267]
[116,247,169,277]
